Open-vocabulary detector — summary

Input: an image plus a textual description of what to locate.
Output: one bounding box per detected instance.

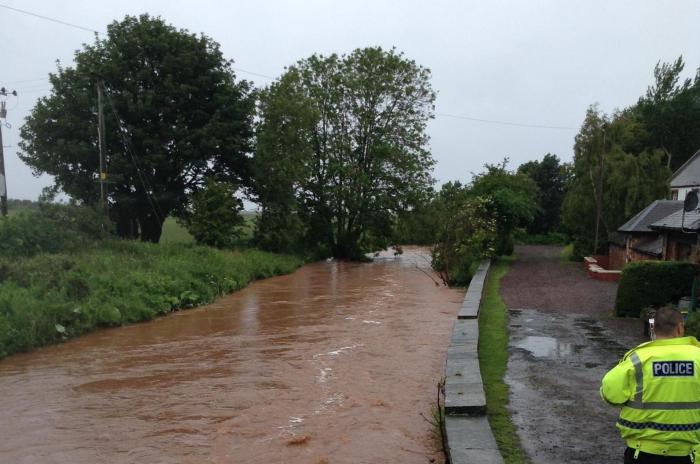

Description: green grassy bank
[0,241,302,359]
[478,257,530,464]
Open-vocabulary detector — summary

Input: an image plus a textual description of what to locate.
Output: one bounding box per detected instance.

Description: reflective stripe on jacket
[601,336,700,457]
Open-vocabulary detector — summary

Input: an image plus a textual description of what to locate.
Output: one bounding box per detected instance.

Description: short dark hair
[654,306,684,336]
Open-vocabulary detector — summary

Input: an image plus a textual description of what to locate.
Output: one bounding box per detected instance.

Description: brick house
[609,200,682,269]
[649,208,700,262]
[611,148,700,268]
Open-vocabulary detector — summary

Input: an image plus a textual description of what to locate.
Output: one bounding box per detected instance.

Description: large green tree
[562,106,670,256]
[19,15,255,242]
[633,57,700,171]
[517,153,567,234]
[253,47,436,258]
[469,160,539,255]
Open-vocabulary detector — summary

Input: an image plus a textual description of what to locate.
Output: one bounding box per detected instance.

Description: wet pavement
[0,247,463,464]
[501,246,645,464]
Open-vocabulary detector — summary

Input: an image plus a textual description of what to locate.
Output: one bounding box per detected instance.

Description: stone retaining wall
[444,260,503,463]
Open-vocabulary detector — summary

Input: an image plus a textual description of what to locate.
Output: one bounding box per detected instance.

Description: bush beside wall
[615,261,698,317]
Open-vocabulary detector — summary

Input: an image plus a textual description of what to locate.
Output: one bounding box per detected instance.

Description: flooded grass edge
[478,256,531,464]
[0,243,305,360]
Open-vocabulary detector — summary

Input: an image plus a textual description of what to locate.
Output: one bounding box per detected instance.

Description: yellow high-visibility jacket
[601,336,700,457]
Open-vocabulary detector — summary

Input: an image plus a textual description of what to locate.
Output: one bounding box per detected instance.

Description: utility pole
[0,87,17,217]
[96,81,107,213]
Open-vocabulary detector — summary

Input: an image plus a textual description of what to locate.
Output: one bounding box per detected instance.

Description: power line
[435,112,576,131]
[232,67,275,80]
[101,84,165,223]
[0,3,99,34]
[0,4,576,132]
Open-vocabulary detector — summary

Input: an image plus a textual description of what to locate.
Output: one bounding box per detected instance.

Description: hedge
[615,261,699,317]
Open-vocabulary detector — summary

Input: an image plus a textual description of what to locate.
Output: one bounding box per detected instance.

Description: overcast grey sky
[1,0,699,200]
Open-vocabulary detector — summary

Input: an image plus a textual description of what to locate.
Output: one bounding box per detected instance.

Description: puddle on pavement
[515,336,581,359]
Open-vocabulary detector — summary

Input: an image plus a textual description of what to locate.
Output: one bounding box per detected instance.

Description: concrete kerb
[443,260,503,464]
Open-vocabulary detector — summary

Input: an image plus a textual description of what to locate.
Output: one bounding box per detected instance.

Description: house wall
[663,231,699,263]
[608,235,661,270]
[673,187,696,201]
[609,245,625,270]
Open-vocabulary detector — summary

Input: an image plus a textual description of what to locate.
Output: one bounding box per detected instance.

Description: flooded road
[0,248,463,464]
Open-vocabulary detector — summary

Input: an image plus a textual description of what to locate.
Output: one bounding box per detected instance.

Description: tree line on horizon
[399,56,700,282]
[14,14,700,271]
[18,14,436,260]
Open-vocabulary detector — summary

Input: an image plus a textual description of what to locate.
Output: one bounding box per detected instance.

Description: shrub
[513,228,569,246]
[0,203,111,258]
[178,179,245,248]
[431,196,497,286]
[615,261,698,317]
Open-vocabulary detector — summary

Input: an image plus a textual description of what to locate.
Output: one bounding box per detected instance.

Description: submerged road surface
[0,248,463,464]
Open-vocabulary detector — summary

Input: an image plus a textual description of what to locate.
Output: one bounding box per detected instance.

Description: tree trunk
[114,210,139,239]
[139,213,165,243]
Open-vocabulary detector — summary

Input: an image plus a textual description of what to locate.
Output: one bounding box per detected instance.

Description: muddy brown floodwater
[0,247,463,464]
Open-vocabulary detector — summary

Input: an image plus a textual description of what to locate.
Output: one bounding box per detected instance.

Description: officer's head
[654,306,685,339]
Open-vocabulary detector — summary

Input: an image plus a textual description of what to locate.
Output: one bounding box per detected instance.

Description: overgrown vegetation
[0,204,302,359]
[430,162,539,286]
[615,261,698,317]
[0,239,301,359]
[432,195,497,286]
[478,257,529,464]
[0,202,111,258]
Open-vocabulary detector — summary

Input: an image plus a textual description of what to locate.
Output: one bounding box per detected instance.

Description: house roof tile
[671,149,700,188]
[618,200,683,233]
[650,208,700,231]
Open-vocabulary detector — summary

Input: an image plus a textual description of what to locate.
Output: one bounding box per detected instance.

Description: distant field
[160,217,195,244]
[160,211,258,245]
[5,199,39,216]
[3,200,257,245]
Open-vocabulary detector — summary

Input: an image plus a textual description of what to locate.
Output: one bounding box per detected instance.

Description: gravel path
[500,245,645,464]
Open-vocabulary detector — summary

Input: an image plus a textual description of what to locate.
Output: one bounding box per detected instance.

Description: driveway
[500,245,644,463]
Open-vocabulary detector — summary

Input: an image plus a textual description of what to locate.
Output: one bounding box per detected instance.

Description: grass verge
[479,256,530,464]
[559,243,575,263]
[0,240,303,359]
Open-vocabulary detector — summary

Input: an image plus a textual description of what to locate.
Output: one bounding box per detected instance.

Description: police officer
[601,306,700,463]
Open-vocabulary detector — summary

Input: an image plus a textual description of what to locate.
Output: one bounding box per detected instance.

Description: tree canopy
[517,153,568,234]
[252,47,436,258]
[633,57,700,170]
[469,160,539,255]
[19,14,255,242]
[562,105,670,256]
[178,179,245,248]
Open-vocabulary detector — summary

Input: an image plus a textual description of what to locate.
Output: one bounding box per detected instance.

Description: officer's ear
[677,321,686,337]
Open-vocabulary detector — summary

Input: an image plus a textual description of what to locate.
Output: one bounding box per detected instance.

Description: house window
[672,189,679,200]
